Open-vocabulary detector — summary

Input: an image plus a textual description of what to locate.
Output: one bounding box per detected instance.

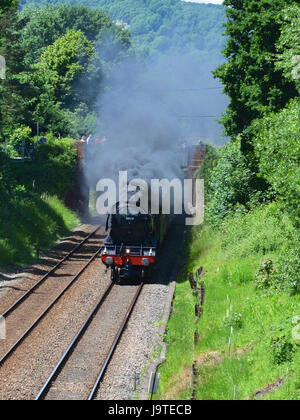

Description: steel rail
[88,282,144,400]
[1,225,102,319]
[35,282,115,400]
[0,245,103,366]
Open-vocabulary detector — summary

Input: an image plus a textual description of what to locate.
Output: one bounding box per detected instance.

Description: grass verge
[0,195,80,268]
[155,203,300,400]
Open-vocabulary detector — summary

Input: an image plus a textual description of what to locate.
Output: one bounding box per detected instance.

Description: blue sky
[183,0,223,4]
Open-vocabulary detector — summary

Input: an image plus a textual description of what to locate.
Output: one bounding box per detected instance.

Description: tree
[0,2,32,135]
[15,4,132,136]
[252,98,300,216]
[29,30,100,136]
[214,0,298,138]
[20,4,131,66]
[204,137,261,226]
[20,0,225,59]
[276,4,300,94]
[0,0,19,18]
[37,30,96,106]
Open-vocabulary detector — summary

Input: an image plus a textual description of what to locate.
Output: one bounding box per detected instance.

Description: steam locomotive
[99,144,206,282]
[100,202,170,282]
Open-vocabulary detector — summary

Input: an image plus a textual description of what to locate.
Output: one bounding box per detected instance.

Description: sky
[183,0,223,4]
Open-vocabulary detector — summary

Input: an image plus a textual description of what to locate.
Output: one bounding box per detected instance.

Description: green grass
[155,278,195,399]
[0,195,80,268]
[155,203,300,400]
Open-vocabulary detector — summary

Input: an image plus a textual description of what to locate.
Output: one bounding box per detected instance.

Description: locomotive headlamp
[142,258,150,267]
[105,256,114,266]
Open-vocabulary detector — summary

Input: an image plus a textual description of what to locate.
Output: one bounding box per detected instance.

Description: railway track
[1,225,102,318]
[0,225,103,366]
[0,221,144,400]
[35,282,144,400]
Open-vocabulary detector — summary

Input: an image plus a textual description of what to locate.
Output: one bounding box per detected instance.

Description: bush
[221,203,294,258]
[270,335,295,365]
[196,143,219,198]
[12,136,78,199]
[252,98,300,219]
[0,139,80,267]
[8,125,33,154]
[223,313,243,329]
[254,259,276,290]
[220,202,299,293]
[271,243,300,295]
[0,150,17,194]
[204,138,261,227]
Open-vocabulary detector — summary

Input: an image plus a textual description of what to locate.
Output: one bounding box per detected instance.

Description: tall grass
[156,203,300,400]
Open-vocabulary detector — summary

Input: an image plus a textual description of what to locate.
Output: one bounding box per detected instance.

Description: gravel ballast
[0,218,185,400]
[95,220,186,401]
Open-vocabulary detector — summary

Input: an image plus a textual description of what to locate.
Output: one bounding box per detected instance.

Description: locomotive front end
[101,244,156,282]
[100,203,159,282]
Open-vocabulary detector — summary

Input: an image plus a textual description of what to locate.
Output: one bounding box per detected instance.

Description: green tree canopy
[20,4,131,65]
[30,30,100,136]
[0,2,32,134]
[276,4,300,94]
[214,0,298,137]
[0,0,19,17]
[1,3,132,137]
[20,0,225,61]
[252,98,300,216]
[37,30,96,106]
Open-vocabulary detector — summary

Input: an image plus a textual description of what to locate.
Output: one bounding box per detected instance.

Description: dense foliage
[20,4,130,66]
[0,4,30,133]
[0,0,19,17]
[31,29,100,135]
[276,4,300,94]
[0,3,131,138]
[214,0,298,138]
[203,138,264,226]
[20,0,225,59]
[0,138,79,266]
[198,0,300,297]
[252,98,300,216]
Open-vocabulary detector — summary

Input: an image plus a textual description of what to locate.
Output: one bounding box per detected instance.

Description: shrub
[271,243,300,294]
[270,335,295,365]
[254,259,276,290]
[221,203,294,258]
[204,137,261,227]
[196,143,219,198]
[12,136,78,199]
[0,140,80,267]
[8,125,33,155]
[219,202,299,293]
[252,98,300,219]
[223,313,243,330]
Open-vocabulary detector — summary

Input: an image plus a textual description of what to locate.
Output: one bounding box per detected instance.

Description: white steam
[84,47,227,196]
